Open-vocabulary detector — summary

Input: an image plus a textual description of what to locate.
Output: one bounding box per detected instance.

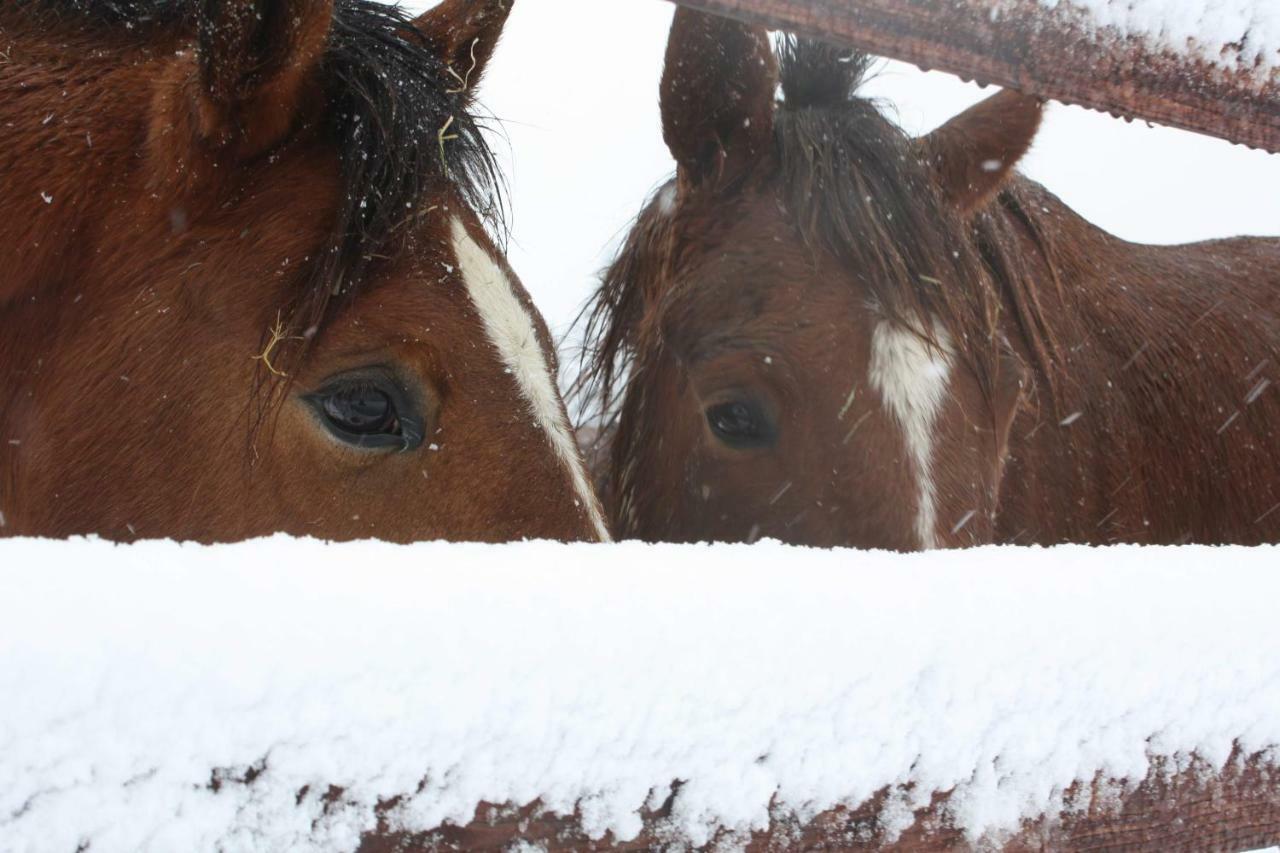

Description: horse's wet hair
[308,1,504,326]
[20,0,503,355]
[573,36,1058,430]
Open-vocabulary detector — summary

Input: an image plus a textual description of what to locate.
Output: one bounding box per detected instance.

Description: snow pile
[1,538,1278,852]
[1037,0,1279,73]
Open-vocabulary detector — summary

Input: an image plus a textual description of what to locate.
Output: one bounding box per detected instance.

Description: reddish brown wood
[664,0,1280,153]
[357,748,1280,851]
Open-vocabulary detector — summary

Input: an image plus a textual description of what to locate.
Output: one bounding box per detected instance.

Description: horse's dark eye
[306,375,424,451]
[323,386,396,434]
[706,400,776,449]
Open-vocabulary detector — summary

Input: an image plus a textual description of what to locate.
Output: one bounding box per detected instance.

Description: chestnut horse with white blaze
[0,0,608,542]
[577,9,1280,548]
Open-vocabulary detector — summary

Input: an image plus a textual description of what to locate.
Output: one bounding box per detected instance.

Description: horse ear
[660,8,778,189]
[195,0,334,156]
[413,0,514,100]
[921,90,1044,215]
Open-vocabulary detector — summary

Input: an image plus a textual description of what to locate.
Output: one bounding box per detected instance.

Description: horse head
[580,9,1046,548]
[0,0,608,542]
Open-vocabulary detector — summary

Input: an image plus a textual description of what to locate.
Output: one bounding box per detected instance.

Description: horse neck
[990,181,1280,544]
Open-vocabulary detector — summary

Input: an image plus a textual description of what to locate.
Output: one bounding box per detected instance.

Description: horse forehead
[665,199,837,307]
[446,219,556,380]
[441,222,556,352]
[660,250,856,355]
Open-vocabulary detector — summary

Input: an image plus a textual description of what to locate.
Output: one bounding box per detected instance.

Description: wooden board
[356,747,1280,851]
[668,0,1280,153]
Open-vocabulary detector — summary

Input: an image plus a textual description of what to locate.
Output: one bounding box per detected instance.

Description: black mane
[777,36,875,108]
[17,0,504,335]
[318,1,504,294]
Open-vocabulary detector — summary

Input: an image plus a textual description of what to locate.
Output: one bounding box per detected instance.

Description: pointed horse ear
[660,8,777,191]
[194,0,335,157]
[921,89,1044,215]
[413,0,514,102]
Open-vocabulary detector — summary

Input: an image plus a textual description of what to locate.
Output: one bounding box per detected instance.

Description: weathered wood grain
[667,0,1280,153]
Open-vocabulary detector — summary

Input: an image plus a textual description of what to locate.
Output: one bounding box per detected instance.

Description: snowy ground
[409,0,1280,350]
[1,537,1278,851]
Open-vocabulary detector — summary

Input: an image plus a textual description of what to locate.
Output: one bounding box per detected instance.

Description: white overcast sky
[402,0,1280,351]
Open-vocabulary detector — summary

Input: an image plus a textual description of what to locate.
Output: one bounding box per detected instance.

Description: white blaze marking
[869,321,953,550]
[450,218,611,542]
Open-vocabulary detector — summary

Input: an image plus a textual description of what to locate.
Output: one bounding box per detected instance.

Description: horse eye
[323,386,396,433]
[306,377,423,451]
[706,400,776,449]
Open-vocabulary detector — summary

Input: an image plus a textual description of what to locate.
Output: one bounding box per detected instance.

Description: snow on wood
[669,0,1280,153]
[1049,0,1280,70]
[1,537,1278,850]
[1038,0,1277,73]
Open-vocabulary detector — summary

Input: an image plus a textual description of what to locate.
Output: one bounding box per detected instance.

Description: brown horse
[577,9,1280,549]
[0,0,609,543]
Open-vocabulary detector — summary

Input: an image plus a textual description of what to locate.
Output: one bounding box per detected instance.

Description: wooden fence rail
[667,0,1280,153]
[358,747,1280,851]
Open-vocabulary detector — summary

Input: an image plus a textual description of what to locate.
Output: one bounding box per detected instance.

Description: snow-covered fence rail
[666,0,1280,153]
[2,539,1278,851]
[358,750,1280,850]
